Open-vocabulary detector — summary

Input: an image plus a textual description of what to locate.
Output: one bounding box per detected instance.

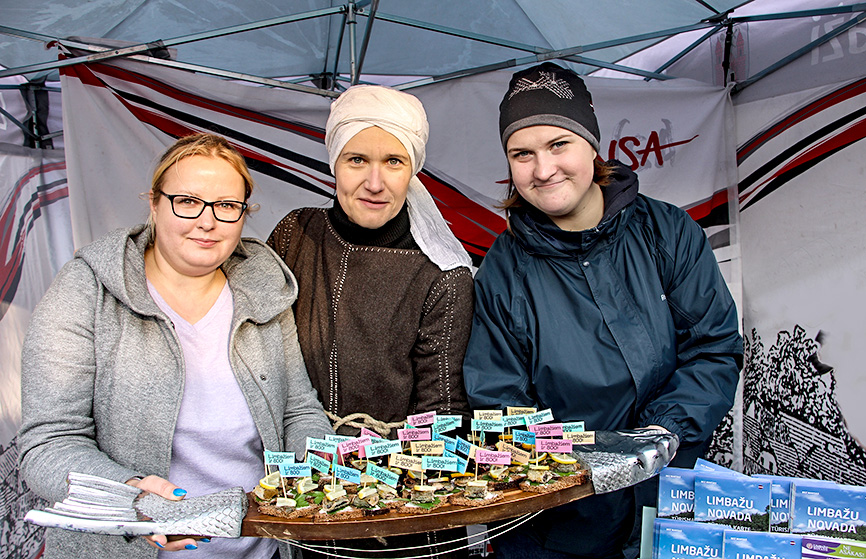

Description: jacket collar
[75,224,296,324]
[510,161,639,257]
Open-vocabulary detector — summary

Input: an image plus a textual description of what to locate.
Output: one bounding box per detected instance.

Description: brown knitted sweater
[267,207,473,436]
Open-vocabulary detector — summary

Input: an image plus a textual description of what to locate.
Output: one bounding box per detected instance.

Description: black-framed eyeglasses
[160,192,248,223]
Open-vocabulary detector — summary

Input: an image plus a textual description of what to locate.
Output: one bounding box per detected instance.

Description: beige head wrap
[325,85,472,272]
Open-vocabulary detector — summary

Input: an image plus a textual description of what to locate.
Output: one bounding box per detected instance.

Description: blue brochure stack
[648,462,866,559]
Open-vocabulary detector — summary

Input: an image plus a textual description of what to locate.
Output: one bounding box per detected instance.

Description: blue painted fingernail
[173,488,187,497]
[155,541,165,549]
[185,544,198,550]
[200,538,211,543]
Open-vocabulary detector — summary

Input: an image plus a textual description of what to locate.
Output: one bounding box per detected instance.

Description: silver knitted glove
[573,429,679,494]
[25,472,248,538]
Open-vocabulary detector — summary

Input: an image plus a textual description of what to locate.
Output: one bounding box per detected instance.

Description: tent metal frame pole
[352,0,379,85]
[647,25,723,80]
[356,9,551,55]
[0,105,37,142]
[721,21,734,86]
[52,40,340,98]
[0,25,55,44]
[395,53,671,92]
[643,4,866,82]
[733,10,866,93]
[0,83,60,93]
[394,21,701,91]
[394,60,522,90]
[554,22,713,58]
[0,85,63,146]
[327,11,349,90]
[347,1,358,85]
[727,3,866,23]
[561,55,673,80]
[0,82,61,144]
[0,6,344,79]
[390,20,711,90]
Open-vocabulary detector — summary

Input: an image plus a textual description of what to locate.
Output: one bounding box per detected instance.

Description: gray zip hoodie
[19,224,331,558]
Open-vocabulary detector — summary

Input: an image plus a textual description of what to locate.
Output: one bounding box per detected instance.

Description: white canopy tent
[1,2,865,558]
[0,1,759,83]
[2,0,864,143]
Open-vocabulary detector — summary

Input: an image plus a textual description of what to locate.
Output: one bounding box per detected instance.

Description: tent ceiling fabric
[1,0,749,83]
[0,0,863,102]
[593,0,866,101]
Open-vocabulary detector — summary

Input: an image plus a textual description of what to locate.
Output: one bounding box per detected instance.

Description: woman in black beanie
[462,62,743,559]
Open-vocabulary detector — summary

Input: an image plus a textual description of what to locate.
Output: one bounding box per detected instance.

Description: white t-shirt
[149,281,276,559]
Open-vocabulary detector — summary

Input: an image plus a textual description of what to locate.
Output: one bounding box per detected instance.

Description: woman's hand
[126,476,203,551]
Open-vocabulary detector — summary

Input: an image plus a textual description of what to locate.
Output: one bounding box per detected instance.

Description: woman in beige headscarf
[267,85,473,558]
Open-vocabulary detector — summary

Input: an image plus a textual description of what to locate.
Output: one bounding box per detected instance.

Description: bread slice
[257,502,320,519]
[518,470,589,494]
[397,498,448,514]
[449,490,503,507]
[378,498,404,511]
[313,506,370,522]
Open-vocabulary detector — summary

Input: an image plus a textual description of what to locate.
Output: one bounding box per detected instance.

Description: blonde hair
[147,133,254,242]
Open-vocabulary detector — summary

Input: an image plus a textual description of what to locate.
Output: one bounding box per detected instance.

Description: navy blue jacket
[463,164,742,554]
[464,164,742,449]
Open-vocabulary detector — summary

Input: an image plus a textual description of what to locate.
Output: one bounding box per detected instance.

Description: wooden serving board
[242,476,594,540]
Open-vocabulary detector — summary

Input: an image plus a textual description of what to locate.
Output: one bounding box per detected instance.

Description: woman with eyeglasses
[18,133,332,559]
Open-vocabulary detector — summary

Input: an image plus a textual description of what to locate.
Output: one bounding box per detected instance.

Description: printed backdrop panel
[59,58,737,267]
[734,77,866,484]
[0,142,69,559]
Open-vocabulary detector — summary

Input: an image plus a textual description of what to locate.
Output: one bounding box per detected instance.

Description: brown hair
[499,158,616,221]
[147,133,254,242]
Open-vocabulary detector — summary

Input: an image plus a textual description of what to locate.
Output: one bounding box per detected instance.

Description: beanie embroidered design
[507,70,575,101]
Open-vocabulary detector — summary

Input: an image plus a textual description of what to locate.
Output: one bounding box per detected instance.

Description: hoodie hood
[74,224,298,324]
[510,161,639,257]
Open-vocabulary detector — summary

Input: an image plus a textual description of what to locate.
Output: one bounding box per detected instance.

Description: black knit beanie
[499,62,601,153]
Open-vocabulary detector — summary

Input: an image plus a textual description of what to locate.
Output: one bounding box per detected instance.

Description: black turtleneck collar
[328,199,419,250]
